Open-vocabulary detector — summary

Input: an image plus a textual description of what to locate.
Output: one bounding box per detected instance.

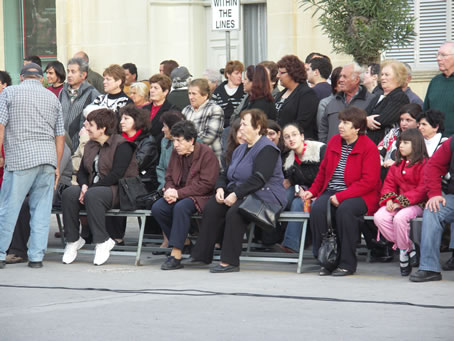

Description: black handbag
[118,176,148,211]
[238,193,283,231]
[136,189,163,210]
[318,200,339,271]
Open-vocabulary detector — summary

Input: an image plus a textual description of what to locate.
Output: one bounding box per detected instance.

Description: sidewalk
[1,217,453,341]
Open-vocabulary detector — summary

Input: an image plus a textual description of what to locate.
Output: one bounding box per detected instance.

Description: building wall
[0,0,4,70]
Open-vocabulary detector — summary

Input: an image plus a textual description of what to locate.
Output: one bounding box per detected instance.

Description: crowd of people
[0,41,454,283]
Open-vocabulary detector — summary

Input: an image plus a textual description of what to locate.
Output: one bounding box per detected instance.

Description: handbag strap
[326,199,334,234]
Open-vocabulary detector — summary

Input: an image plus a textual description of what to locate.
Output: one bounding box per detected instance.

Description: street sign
[211,0,240,31]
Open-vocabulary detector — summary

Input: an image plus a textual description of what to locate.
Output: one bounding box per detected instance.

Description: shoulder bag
[317,199,339,271]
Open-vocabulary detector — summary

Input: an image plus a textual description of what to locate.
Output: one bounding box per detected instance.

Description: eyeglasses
[437,53,454,59]
[278,70,288,75]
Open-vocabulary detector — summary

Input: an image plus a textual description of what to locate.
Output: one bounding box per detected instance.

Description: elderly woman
[182,78,224,161]
[61,109,138,266]
[280,123,326,253]
[152,120,219,270]
[92,64,132,113]
[129,82,150,108]
[187,109,287,272]
[301,107,381,276]
[45,60,66,97]
[366,60,410,145]
[275,55,319,140]
[417,109,446,157]
[143,74,174,143]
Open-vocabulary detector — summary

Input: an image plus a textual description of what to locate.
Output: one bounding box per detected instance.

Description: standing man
[122,63,138,97]
[424,42,454,136]
[318,63,375,143]
[73,51,105,94]
[306,57,333,100]
[0,63,65,269]
[59,57,99,152]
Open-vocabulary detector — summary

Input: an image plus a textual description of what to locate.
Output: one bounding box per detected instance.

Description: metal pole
[225,30,231,62]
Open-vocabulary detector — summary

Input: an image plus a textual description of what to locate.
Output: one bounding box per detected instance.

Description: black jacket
[134,131,159,191]
[143,99,175,148]
[366,87,409,145]
[275,83,319,140]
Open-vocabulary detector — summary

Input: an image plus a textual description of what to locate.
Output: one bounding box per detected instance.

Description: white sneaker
[62,237,86,264]
[93,238,115,266]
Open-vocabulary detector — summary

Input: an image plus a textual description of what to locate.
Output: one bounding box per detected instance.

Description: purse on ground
[317,199,339,271]
[118,176,148,211]
[238,193,282,231]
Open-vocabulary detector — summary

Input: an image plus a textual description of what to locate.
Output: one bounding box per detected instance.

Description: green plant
[300,0,416,65]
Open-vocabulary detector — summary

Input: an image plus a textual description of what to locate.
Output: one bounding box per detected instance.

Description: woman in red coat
[301,107,381,276]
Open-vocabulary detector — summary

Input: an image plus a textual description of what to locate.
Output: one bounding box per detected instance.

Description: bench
[48,209,422,273]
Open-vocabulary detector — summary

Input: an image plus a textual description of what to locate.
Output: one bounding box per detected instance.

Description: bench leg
[135,216,146,266]
[246,223,255,255]
[56,214,66,247]
[297,219,308,274]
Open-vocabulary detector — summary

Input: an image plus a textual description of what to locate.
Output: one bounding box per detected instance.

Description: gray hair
[130,82,149,101]
[344,62,364,82]
[202,68,222,86]
[403,62,412,77]
[442,41,454,54]
[67,57,89,74]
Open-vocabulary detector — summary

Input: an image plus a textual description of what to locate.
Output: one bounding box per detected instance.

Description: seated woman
[152,120,219,270]
[266,120,285,152]
[417,109,447,157]
[301,106,381,276]
[129,82,150,108]
[188,109,287,272]
[61,109,138,266]
[280,123,326,252]
[221,118,245,171]
[182,78,224,162]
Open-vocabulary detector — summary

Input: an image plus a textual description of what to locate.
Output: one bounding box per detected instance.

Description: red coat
[425,137,451,198]
[165,142,219,212]
[308,134,381,214]
[380,159,428,207]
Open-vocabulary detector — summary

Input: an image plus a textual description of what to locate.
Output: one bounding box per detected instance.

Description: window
[383,0,453,70]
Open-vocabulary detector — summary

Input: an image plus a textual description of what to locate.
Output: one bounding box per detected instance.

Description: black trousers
[62,185,113,244]
[191,195,248,266]
[7,198,31,259]
[310,191,367,272]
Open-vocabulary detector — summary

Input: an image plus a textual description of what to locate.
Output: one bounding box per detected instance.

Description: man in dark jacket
[318,63,375,143]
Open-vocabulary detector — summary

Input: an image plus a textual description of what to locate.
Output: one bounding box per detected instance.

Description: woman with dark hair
[222,118,245,171]
[301,106,381,276]
[275,55,319,140]
[187,109,287,272]
[266,120,285,152]
[379,103,422,171]
[152,120,219,270]
[119,104,159,191]
[45,60,66,97]
[280,123,326,252]
[239,64,277,119]
[143,74,175,143]
[417,109,447,157]
[157,110,186,190]
[258,60,280,97]
[61,109,138,266]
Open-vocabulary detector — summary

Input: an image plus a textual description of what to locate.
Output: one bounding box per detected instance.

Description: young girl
[374,128,428,276]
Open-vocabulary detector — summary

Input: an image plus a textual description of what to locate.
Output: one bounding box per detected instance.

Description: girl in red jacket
[374,128,428,276]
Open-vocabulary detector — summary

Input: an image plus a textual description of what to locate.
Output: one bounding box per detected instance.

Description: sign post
[211,0,240,63]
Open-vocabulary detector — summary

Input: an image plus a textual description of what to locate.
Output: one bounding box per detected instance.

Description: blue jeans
[0,165,55,262]
[282,196,305,251]
[419,194,454,273]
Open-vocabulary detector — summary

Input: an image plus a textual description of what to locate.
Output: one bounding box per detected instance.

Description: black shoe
[409,270,442,282]
[152,249,170,256]
[331,267,354,276]
[182,241,193,255]
[210,264,240,273]
[369,246,394,263]
[181,257,209,266]
[442,256,454,271]
[400,261,412,276]
[409,250,419,268]
[319,267,331,276]
[160,256,183,270]
[28,261,43,269]
[0,260,5,269]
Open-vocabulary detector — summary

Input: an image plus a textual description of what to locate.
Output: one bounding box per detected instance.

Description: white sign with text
[211,0,240,31]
